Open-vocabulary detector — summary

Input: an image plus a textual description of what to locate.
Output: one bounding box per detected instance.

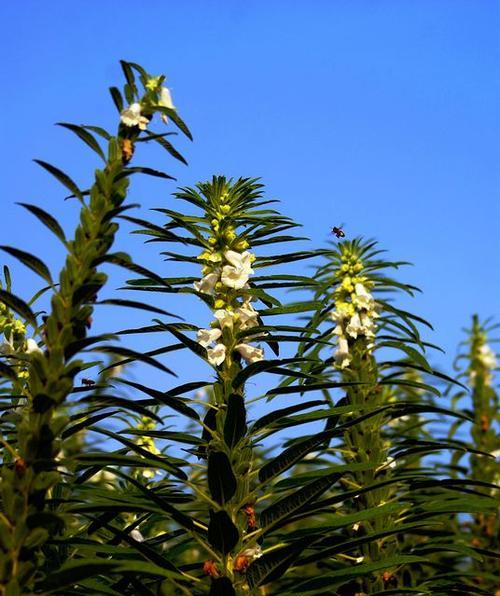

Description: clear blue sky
[1,1,499,388]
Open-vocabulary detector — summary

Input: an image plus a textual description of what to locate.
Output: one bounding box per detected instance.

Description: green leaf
[39,559,121,591]
[0,360,17,381]
[33,159,82,200]
[56,122,106,160]
[120,166,175,181]
[207,510,239,554]
[209,577,237,596]
[95,252,170,288]
[17,203,66,243]
[0,246,53,284]
[109,86,124,112]
[223,394,247,448]
[114,378,199,420]
[251,400,327,433]
[208,451,237,504]
[258,427,340,483]
[232,357,312,388]
[95,298,181,319]
[260,472,342,532]
[287,556,427,593]
[93,345,176,376]
[0,289,37,327]
[247,537,317,588]
[156,106,193,140]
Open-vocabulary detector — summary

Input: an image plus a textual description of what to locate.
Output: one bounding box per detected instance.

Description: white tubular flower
[207,343,226,366]
[214,309,234,329]
[334,337,352,369]
[193,271,219,294]
[224,250,254,272]
[221,250,255,289]
[360,313,376,337]
[221,265,250,289]
[353,283,374,310]
[333,325,344,336]
[236,301,259,330]
[235,343,264,364]
[346,313,363,339]
[197,328,222,348]
[330,308,349,324]
[479,344,497,369]
[241,546,263,560]
[130,529,145,542]
[0,339,13,355]
[159,86,175,123]
[26,338,42,354]
[120,103,148,130]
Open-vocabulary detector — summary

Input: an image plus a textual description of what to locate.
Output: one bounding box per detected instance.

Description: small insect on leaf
[81,378,95,386]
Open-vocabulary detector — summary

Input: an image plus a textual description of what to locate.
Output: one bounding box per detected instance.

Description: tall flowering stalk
[288,237,477,595]
[0,61,189,593]
[450,316,499,591]
[328,242,398,594]
[192,183,265,593]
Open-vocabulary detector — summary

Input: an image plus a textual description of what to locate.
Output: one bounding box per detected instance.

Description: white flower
[479,344,497,369]
[130,529,144,542]
[360,312,376,337]
[353,283,374,310]
[346,313,363,339]
[221,265,250,289]
[0,339,13,355]
[354,556,364,564]
[334,337,352,369]
[120,103,148,130]
[197,328,222,348]
[490,449,500,460]
[225,250,254,271]
[193,272,219,294]
[236,301,259,330]
[241,546,262,560]
[221,251,255,290]
[26,338,42,354]
[207,343,226,366]
[235,343,264,364]
[332,325,344,336]
[214,309,234,329]
[352,522,361,532]
[159,86,175,123]
[331,308,350,324]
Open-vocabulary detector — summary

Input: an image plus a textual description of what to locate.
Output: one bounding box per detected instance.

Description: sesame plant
[444,316,499,593]
[0,62,498,596]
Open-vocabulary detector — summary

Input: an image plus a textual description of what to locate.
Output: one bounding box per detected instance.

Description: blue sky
[1,1,499,395]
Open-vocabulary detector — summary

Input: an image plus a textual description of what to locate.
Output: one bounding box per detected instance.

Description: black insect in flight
[331,224,345,238]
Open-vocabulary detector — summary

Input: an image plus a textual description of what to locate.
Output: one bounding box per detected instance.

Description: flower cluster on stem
[194,193,264,369]
[330,249,378,369]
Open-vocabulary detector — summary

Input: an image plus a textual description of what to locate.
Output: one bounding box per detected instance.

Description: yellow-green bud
[214,299,225,309]
[208,237,217,245]
[220,204,231,214]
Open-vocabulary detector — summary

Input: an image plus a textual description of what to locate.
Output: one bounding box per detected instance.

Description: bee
[331,224,345,238]
[81,378,95,386]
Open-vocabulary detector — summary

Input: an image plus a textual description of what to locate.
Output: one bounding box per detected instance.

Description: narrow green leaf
[34,159,82,200]
[109,86,124,112]
[0,246,52,284]
[0,360,17,381]
[260,472,342,532]
[207,510,239,554]
[208,451,237,505]
[209,577,236,596]
[0,289,37,326]
[17,203,66,243]
[56,122,106,160]
[223,394,247,448]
